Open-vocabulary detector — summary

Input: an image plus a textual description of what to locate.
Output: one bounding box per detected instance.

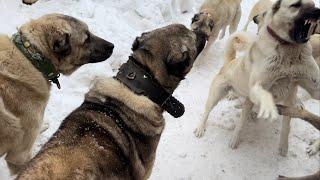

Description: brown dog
[0,14,114,174]
[16,24,206,180]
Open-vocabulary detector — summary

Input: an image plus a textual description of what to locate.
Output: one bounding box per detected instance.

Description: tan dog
[194,0,320,157]
[22,0,38,5]
[0,14,114,174]
[243,0,275,31]
[191,0,242,57]
[16,24,206,180]
[253,11,320,156]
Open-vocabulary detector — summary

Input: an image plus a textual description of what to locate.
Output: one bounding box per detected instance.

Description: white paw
[279,145,288,156]
[194,125,206,138]
[258,100,278,121]
[229,135,240,149]
[307,140,320,156]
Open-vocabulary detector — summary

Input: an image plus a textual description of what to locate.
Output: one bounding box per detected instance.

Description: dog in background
[243,0,275,31]
[191,0,242,57]
[0,14,114,174]
[194,0,320,157]
[16,24,206,179]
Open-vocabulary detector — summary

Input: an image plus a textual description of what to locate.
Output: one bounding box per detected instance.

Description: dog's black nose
[106,42,114,51]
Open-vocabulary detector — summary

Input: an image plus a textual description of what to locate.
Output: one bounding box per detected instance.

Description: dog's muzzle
[292,6,320,43]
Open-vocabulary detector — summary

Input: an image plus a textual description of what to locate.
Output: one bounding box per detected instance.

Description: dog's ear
[272,0,282,14]
[253,15,260,24]
[132,37,141,51]
[191,13,200,24]
[166,45,191,77]
[131,32,149,51]
[47,31,72,57]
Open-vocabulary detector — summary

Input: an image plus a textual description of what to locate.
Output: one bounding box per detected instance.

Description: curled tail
[224,32,255,66]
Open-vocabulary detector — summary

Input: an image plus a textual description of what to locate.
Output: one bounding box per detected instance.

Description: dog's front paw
[194,125,206,138]
[229,135,240,149]
[258,99,278,121]
[307,139,320,156]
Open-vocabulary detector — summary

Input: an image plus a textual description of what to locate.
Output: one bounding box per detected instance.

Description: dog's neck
[114,57,185,118]
[12,32,61,88]
[85,77,165,136]
[267,26,291,45]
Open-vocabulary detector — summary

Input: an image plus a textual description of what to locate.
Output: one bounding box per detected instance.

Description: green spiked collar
[12,32,61,89]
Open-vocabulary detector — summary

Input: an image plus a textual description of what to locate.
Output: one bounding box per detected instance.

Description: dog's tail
[224,32,255,66]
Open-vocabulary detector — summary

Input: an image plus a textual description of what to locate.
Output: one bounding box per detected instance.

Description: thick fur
[17,24,206,179]
[191,0,242,58]
[243,0,275,31]
[194,0,320,157]
[0,14,113,174]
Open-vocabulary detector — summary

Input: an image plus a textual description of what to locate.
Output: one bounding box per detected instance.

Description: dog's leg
[229,7,242,35]
[307,139,320,156]
[0,97,22,141]
[279,88,297,156]
[194,75,229,138]
[5,111,43,175]
[229,98,254,149]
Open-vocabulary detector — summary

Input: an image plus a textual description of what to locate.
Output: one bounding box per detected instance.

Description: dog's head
[19,14,114,75]
[131,24,205,93]
[191,11,215,40]
[266,0,320,44]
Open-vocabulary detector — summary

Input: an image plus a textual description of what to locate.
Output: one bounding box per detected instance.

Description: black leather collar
[114,57,185,118]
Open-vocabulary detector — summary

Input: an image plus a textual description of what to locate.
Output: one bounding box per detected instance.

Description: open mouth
[293,9,320,43]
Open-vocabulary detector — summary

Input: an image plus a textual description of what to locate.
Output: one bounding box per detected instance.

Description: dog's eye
[84,31,91,44]
[290,2,301,8]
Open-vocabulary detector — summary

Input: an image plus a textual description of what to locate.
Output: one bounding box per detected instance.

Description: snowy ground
[0,0,319,179]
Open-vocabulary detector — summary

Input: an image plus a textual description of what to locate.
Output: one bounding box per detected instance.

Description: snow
[0,0,319,179]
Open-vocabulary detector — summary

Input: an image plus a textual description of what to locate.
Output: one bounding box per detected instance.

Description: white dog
[243,0,275,31]
[194,0,320,156]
